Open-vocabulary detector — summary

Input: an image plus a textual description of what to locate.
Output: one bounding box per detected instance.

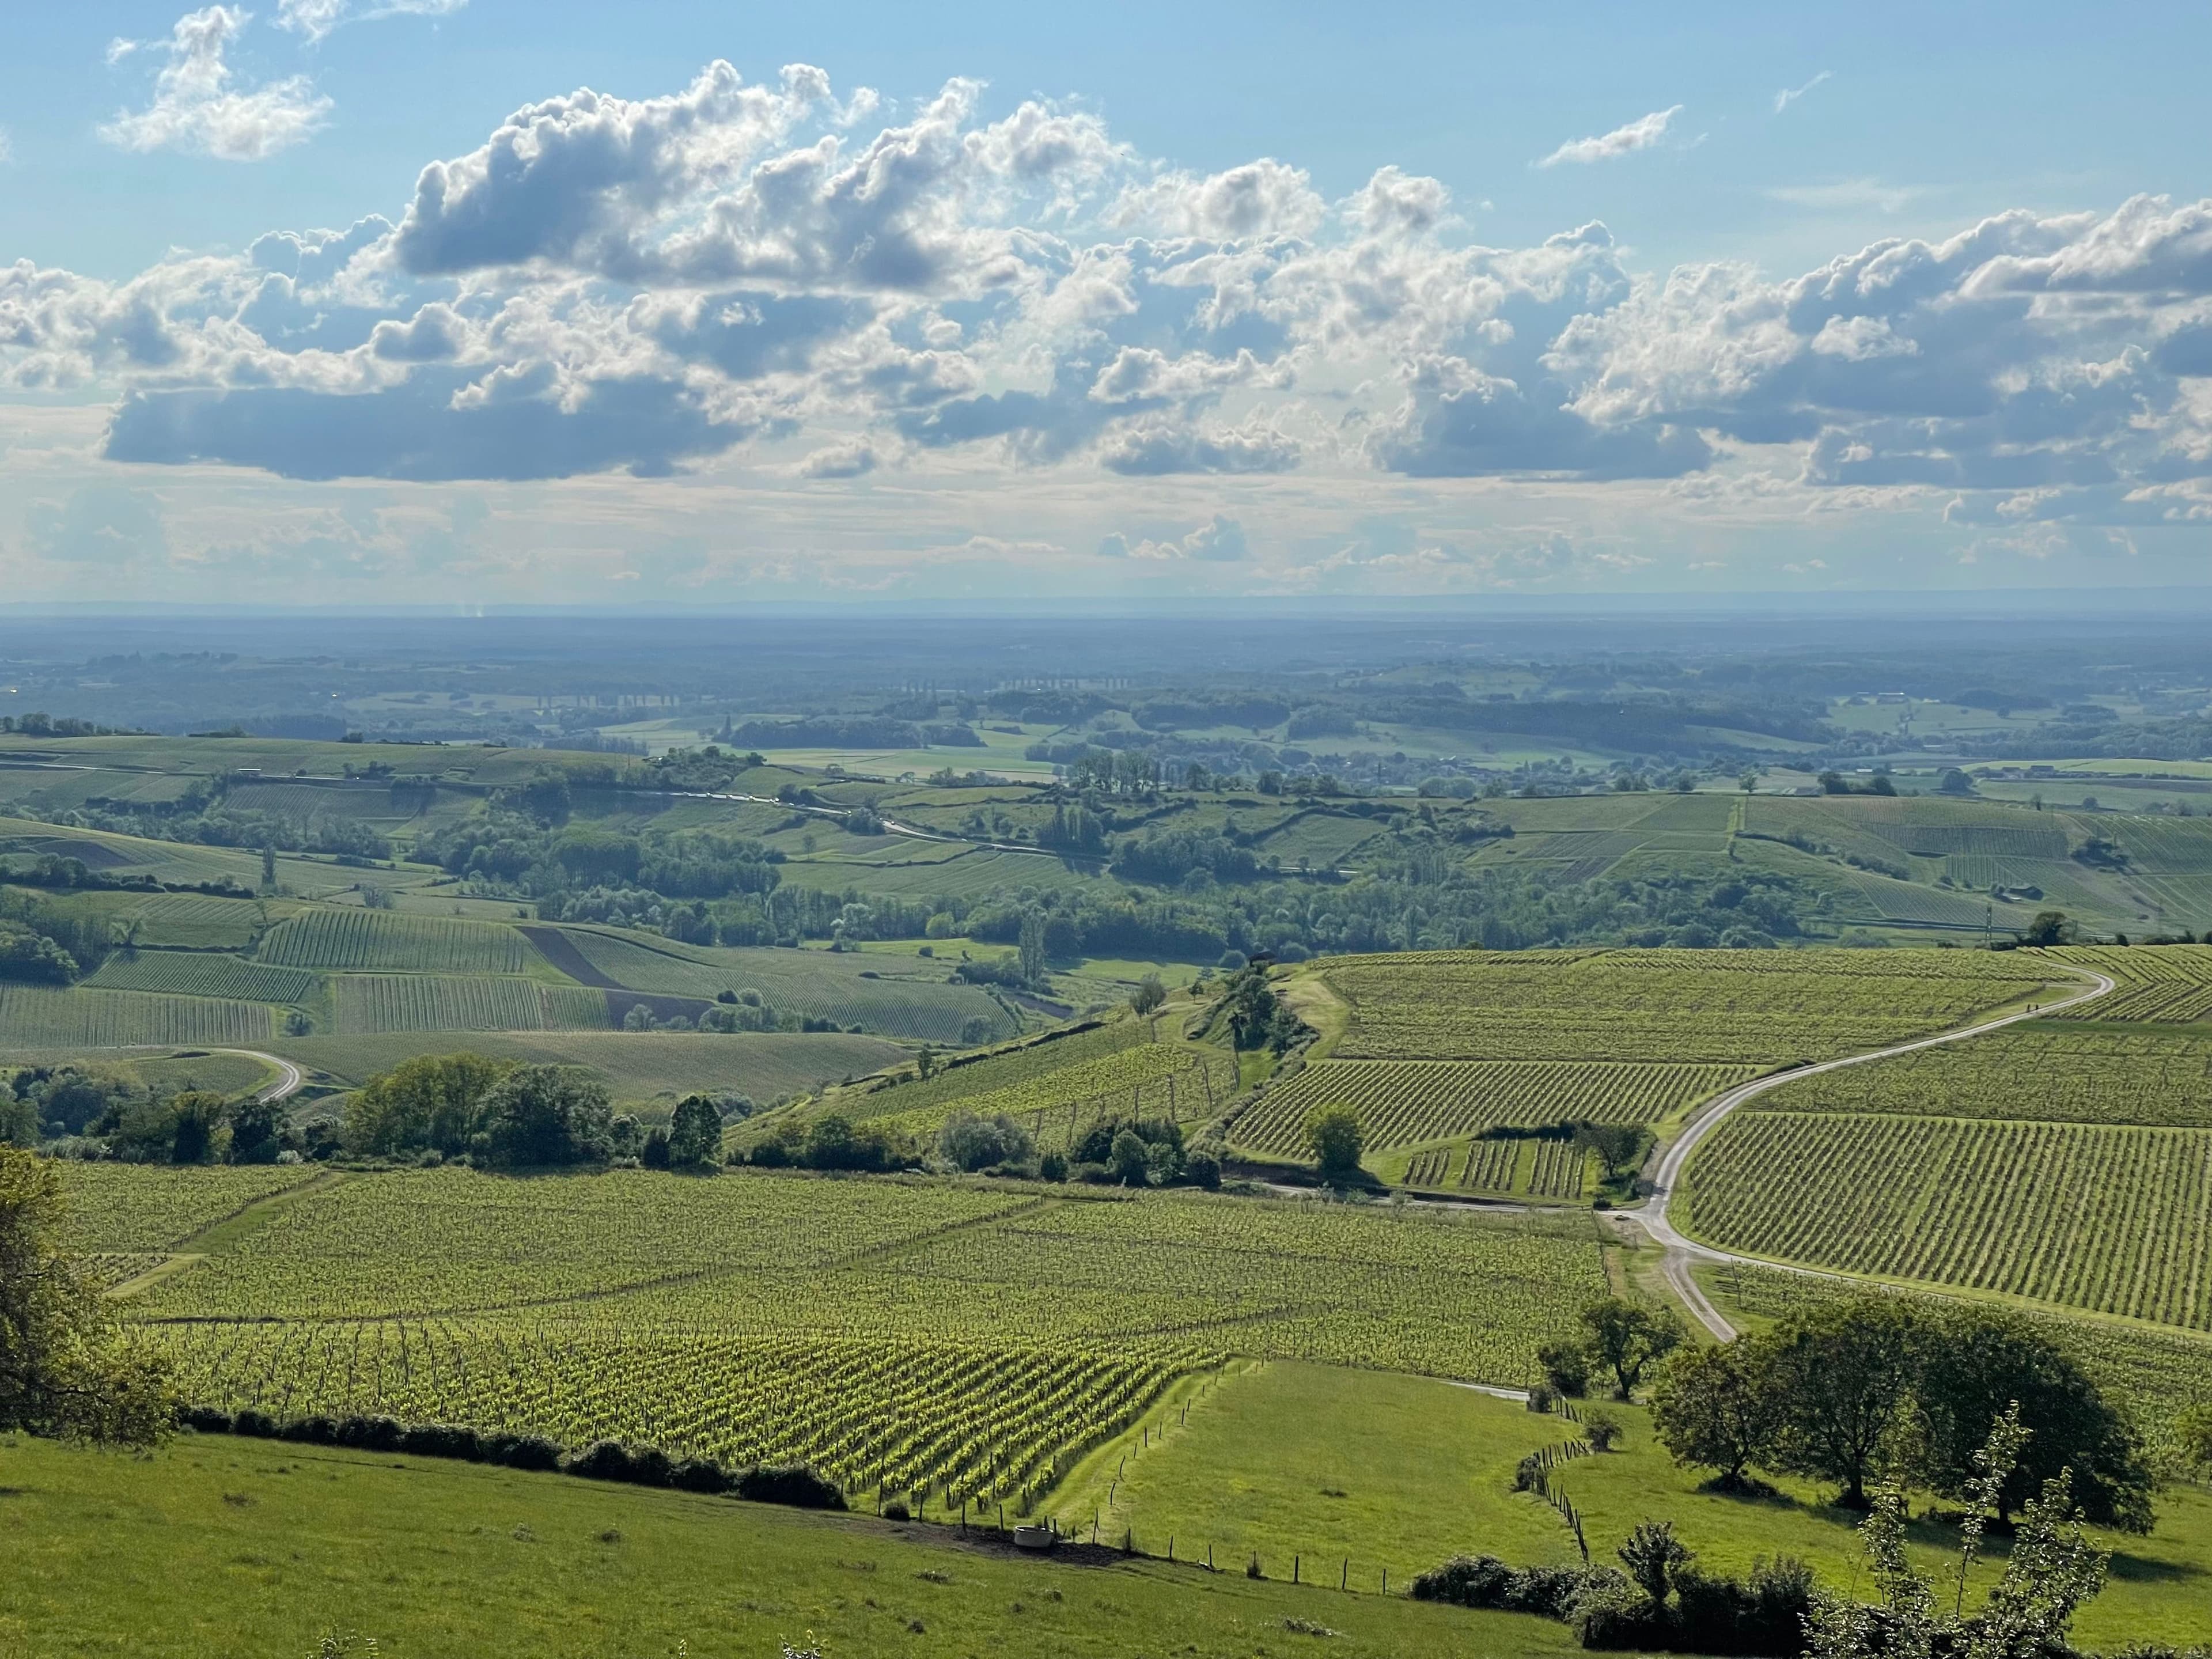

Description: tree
[226,1094,287,1165]
[475,1065,615,1168]
[1739,770,1761,794]
[665,1094,724,1169]
[2022,910,2075,947]
[1619,1518,1694,1607]
[1805,1407,2109,1659]
[1302,1104,1365,1180]
[168,1090,228,1164]
[1769,1298,1922,1508]
[1914,1308,2153,1531]
[1938,768,1975,796]
[260,842,277,889]
[938,1112,1033,1173]
[1129,975,1167,1018]
[0,1145,172,1446]
[1571,1122,1643,1184]
[343,1053,517,1158]
[1017,909,1048,984]
[1580,1298,1686,1400]
[1109,1127,1151,1185]
[915,1045,937,1081]
[1651,1337,1788,1489]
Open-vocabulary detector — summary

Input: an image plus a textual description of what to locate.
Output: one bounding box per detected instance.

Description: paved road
[1632,965,2117,1340]
[224,1048,306,1104]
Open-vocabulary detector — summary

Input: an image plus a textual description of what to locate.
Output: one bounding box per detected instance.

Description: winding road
[1631,964,2116,1340]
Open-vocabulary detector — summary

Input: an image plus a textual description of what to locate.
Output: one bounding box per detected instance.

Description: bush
[565,1441,647,1483]
[1410,1555,1588,1618]
[671,1457,732,1494]
[1584,1408,1623,1452]
[1183,1149,1221,1189]
[881,1498,911,1521]
[735,1463,846,1510]
[1037,1150,1068,1182]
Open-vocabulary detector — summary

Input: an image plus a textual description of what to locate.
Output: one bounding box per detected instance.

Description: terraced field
[866,1042,1238,1146]
[86,951,317,1005]
[0,984,273,1046]
[2047,944,2212,1021]
[258,909,535,975]
[824,1019,1153,1124]
[1681,1113,2212,1331]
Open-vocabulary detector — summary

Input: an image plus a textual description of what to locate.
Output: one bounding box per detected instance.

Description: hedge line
[179,1407,845,1510]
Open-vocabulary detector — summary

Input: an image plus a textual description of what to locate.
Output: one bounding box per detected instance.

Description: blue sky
[3,1,2210,603]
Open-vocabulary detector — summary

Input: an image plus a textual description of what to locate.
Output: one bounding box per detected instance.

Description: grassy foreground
[1056,1362,2212,1652]
[0,1434,1588,1659]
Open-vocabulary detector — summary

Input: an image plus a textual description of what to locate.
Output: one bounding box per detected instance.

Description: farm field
[0,983,274,1047]
[1237,1059,1761,1155]
[258,908,538,976]
[2047,944,2212,1021]
[54,1162,320,1253]
[86,950,317,1005]
[268,1029,905,1103]
[1749,1020,2212,1127]
[327,973,608,1033]
[0,1436,1588,1659]
[1679,1112,2212,1331]
[0,1047,278,1100]
[810,1018,1155,1126]
[1313,948,2065,1063]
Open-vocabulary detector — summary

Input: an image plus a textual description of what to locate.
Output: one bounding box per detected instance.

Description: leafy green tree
[665,1094,724,1169]
[1580,1298,1686,1401]
[1651,1336,1788,1489]
[2022,910,2075,946]
[1618,1518,1693,1607]
[0,1145,173,1446]
[260,842,277,889]
[1109,1128,1152,1185]
[1571,1122,1643,1184]
[168,1090,228,1165]
[1017,909,1048,984]
[1805,1406,2108,1659]
[476,1065,615,1168]
[938,1112,1033,1173]
[1129,975,1167,1018]
[1301,1104,1365,1180]
[1914,1308,2153,1531]
[343,1053,517,1158]
[1770,1298,1922,1508]
[226,1094,287,1165]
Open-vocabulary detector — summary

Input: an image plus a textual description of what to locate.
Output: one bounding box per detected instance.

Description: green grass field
[0,1436,1588,1659]
[0,984,275,1047]
[1041,1361,2212,1652]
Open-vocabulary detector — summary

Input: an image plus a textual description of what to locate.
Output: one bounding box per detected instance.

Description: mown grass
[1056,1362,2212,1651]
[0,1435,1587,1659]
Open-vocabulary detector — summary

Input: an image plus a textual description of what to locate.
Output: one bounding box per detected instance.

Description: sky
[2,0,2209,606]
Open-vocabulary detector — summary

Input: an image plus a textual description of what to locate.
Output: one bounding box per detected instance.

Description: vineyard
[329,975,608,1034]
[257,909,535,975]
[1752,1022,2212,1128]
[1236,1059,1760,1154]
[148,1323,1193,1513]
[830,1018,1153,1124]
[1680,1112,2212,1331]
[55,1163,319,1254]
[864,1041,1240,1147]
[2046,944,2212,1021]
[1317,948,2061,1063]
[86,951,317,1006]
[0,984,274,1046]
[1396,1137,1590,1199]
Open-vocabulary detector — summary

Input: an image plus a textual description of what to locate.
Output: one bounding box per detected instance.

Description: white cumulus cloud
[102,6,331,161]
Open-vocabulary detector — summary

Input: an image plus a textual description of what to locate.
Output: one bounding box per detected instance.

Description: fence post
[1340,1559,1347,1590]
[1381,1568,1388,1594]
[1294,1554,1300,1585]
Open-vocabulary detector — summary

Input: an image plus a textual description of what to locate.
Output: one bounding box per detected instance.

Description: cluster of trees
[419,815,782,904]
[3,1065,302,1165]
[1216,961,1307,1053]
[342,1055,735,1171]
[1648,1298,2154,1529]
[0,891,112,984]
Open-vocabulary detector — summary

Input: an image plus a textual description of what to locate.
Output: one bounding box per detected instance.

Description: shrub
[1409,1555,1588,1618]
[1584,1408,1623,1452]
[671,1457,731,1494]
[881,1498,911,1521]
[1037,1150,1068,1183]
[735,1463,846,1510]
[564,1441,643,1483]
[1183,1149,1222,1190]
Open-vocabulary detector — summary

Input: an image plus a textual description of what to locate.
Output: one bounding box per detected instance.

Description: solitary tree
[1580,1298,1686,1400]
[1129,975,1168,1018]
[0,1145,172,1446]
[260,842,277,889]
[1770,1298,1921,1508]
[1017,910,1048,984]
[665,1093,724,1169]
[1571,1122,1643,1185]
[1650,1336,1788,1490]
[2022,910,2075,947]
[1302,1104,1365,1181]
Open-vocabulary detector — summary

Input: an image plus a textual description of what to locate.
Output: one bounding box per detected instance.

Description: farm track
[1635,967,2117,1340]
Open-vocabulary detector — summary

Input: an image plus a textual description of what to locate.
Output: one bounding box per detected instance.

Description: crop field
[86,950,317,1005]
[1681,1112,2212,1330]
[0,984,273,1046]
[2047,944,2212,1021]
[1235,1059,1760,1154]
[827,1018,1151,1124]
[550,928,1016,1043]
[151,1323,1188,1512]
[55,1163,319,1253]
[1752,1022,2212,1128]
[270,1029,906,1102]
[329,974,607,1034]
[1315,948,2061,1063]
[257,908,536,975]
[866,1041,1240,1145]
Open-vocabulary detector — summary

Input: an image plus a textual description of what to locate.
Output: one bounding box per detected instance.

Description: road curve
[222,1048,306,1104]
[1633,964,2116,1340]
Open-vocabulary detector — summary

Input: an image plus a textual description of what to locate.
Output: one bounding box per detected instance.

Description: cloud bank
[3,58,2208,546]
